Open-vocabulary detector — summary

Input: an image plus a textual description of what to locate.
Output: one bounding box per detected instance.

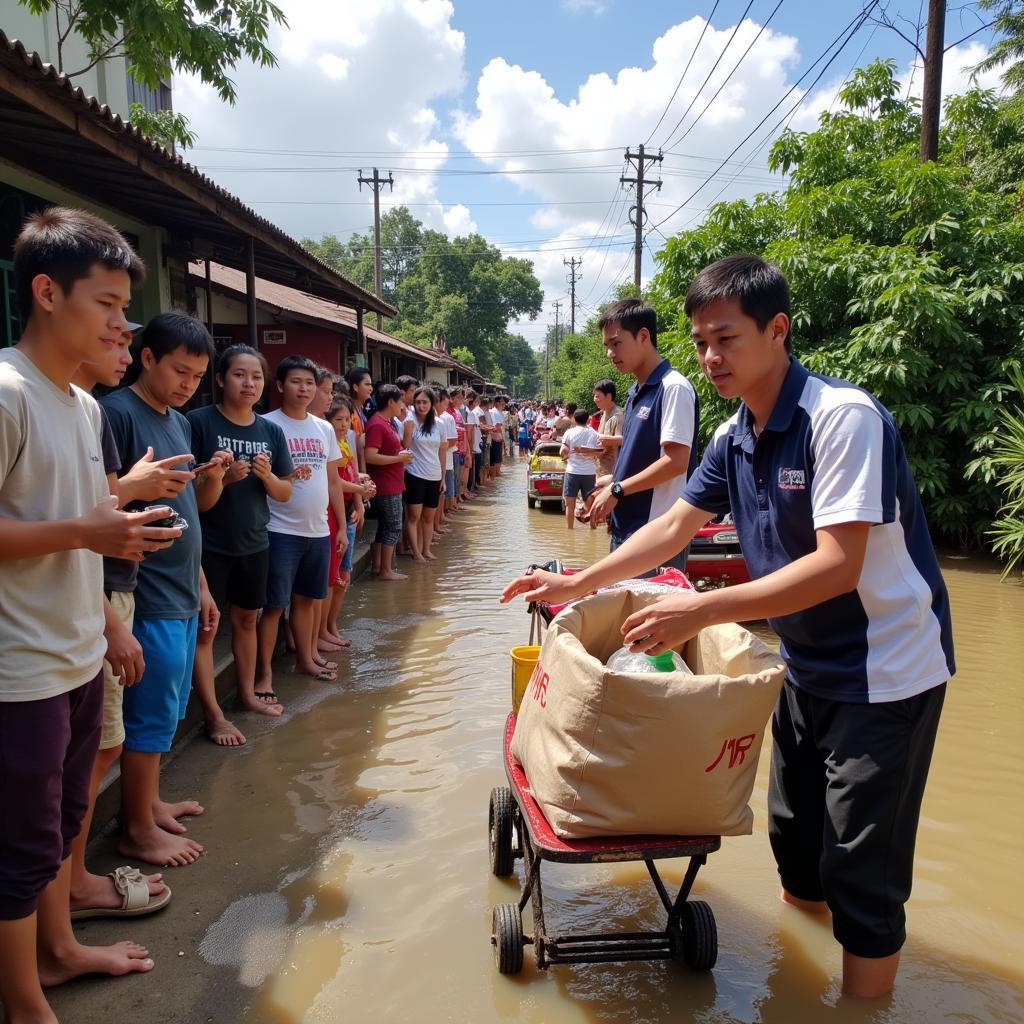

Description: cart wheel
[489,787,515,877]
[681,900,718,971]
[492,903,524,974]
[527,494,534,508]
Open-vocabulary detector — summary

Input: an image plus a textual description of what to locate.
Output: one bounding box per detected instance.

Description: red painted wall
[211,321,343,410]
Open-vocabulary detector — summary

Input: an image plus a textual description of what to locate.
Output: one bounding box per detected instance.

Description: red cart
[489,564,721,975]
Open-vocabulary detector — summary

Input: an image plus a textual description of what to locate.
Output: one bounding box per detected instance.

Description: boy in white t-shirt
[559,409,603,530]
[257,356,347,690]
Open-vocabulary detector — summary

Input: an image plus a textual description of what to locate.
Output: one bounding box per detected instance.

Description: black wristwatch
[610,482,624,500]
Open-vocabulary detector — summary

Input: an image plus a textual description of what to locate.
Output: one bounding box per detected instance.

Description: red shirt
[364,414,405,496]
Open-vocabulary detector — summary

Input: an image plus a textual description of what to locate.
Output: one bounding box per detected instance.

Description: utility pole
[553,300,562,359]
[919,0,946,163]
[563,256,582,334]
[620,144,663,292]
[357,167,394,328]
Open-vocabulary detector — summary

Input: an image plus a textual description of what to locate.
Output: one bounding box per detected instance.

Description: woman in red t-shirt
[364,384,412,581]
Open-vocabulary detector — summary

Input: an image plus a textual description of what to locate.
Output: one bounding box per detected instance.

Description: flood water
[57,460,1024,1024]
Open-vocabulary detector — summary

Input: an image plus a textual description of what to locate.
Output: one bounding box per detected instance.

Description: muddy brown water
[51,461,1023,1024]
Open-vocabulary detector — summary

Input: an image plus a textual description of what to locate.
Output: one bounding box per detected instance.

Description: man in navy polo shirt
[588,298,699,570]
[501,254,952,999]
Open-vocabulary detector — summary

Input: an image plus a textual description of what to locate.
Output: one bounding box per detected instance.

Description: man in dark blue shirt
[503,254,951,999]
[588,299,699,570]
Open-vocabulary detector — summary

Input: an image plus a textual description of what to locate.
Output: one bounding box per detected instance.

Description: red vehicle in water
[687,514,749,588]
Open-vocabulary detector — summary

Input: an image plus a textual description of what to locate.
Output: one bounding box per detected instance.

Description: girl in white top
[404,386,445,562]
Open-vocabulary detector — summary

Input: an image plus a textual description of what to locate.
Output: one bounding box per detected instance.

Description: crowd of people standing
[0,206,514,1023]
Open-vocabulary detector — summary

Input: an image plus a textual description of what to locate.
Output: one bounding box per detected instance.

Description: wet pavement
[49,461,1024,1024]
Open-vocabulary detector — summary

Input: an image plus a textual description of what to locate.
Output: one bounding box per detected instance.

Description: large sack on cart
[510,587,785,839]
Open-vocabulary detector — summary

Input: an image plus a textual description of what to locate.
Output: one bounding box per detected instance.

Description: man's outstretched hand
[500,569,587,606]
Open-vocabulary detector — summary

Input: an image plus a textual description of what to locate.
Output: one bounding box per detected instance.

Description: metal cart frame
[489,712,721,975]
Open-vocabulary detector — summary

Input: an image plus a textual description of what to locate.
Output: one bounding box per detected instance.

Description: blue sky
[176,0,1002,345]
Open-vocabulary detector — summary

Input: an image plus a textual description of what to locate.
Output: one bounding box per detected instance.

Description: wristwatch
[610,482,624,500]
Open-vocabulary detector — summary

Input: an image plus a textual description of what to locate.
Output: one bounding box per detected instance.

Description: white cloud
[175,0,469,241]
[457,14,799,326]
[563,0,607,13]
[442,203,477,236]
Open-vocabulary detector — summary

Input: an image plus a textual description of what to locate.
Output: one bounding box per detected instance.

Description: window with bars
[1,260,20,348]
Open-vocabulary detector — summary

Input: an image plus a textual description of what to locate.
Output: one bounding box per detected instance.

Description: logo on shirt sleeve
[778,467,806,490]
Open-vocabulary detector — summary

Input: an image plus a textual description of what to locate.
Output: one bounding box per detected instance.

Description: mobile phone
[142,505,189,531]
[192,459,219,475]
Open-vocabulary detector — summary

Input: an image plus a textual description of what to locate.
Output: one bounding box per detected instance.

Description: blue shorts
[267,531,331,606]
[445,468,456,498]
[340,521,357,574]
[123,616,199,753]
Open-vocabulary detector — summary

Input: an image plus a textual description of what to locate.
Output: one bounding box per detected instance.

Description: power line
[665,0,786,151]
[645,0,722,145]
[657,0,757,151]
[649,1,881,233]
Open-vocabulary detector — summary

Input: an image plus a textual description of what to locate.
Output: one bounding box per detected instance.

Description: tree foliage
[648,59,1024,550]
[303,207,544,386]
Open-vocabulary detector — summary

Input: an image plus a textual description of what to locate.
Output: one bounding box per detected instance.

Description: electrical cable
[645,0,722,145]
[649,1,881,233]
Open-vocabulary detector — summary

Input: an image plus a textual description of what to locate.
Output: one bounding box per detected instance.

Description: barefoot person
[364,384,412,581]
[0,208,181,1022]
[403,386,444,563]
[69,323,170,920]
[188,345,293,733]
[257,356,347,687]
[323,396,374,647]
[103,312,226,867]
[502,254,952,1000]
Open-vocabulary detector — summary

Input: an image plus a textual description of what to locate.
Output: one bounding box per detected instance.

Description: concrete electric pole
[357,167,394,328]
[563,256,582,335]
[620,145,663,292]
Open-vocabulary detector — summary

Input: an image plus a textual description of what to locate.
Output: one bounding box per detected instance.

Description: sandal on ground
[254,690,279,704]
[70,866,172,921]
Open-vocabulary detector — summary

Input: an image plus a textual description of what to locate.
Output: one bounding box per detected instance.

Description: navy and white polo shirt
[611,357,699,540]
[683,358,954,703]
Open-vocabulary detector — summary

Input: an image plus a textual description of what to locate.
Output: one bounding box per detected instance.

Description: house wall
[5,8,133,120]
[0,164,168,329]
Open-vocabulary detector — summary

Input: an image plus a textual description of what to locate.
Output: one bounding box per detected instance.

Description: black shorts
[491,440,504,464]
[403,471,441,509]
[201,547,270,611]
[767,680,946,959]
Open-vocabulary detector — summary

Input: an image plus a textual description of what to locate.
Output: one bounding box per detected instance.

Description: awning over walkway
[0,32,395,318]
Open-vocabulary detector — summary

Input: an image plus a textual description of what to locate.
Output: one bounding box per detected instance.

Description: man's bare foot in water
[39,940,154,986]
[322,628,350,648]
[317,637,344,652]
[377,571,408,581]
[207,716,246,746]
[153,798,203,835]
[119,828,204,867]
[70,870,166,914]
[239,691,284,717]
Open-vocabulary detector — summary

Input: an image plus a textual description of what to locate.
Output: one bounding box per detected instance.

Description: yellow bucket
[510,645,542,713]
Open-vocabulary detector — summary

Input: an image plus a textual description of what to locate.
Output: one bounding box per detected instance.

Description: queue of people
[0,206,512,1024]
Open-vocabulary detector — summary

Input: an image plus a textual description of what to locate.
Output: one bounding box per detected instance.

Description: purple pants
[0,671,103,919]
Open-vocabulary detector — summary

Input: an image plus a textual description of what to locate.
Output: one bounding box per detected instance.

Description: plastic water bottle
[606,646,691,674]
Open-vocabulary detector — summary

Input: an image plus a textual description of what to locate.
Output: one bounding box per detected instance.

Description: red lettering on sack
[704,733,756,772]
[528,662,549,708]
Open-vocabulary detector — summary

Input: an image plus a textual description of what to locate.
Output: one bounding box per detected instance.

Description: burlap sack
[510,587,786,838]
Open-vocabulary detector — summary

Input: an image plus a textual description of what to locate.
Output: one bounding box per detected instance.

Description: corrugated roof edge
[0,31,395,318]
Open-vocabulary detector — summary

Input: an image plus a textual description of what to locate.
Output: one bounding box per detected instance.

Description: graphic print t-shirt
[188,405,293,555]
[263,409,337,538]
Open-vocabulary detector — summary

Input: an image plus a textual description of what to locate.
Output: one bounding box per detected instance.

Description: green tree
[20,0,286,148]
[975,0,1024,94]
[650,58,1024,550]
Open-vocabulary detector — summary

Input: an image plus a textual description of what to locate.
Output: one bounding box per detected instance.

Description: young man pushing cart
[502,254,952,1000]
